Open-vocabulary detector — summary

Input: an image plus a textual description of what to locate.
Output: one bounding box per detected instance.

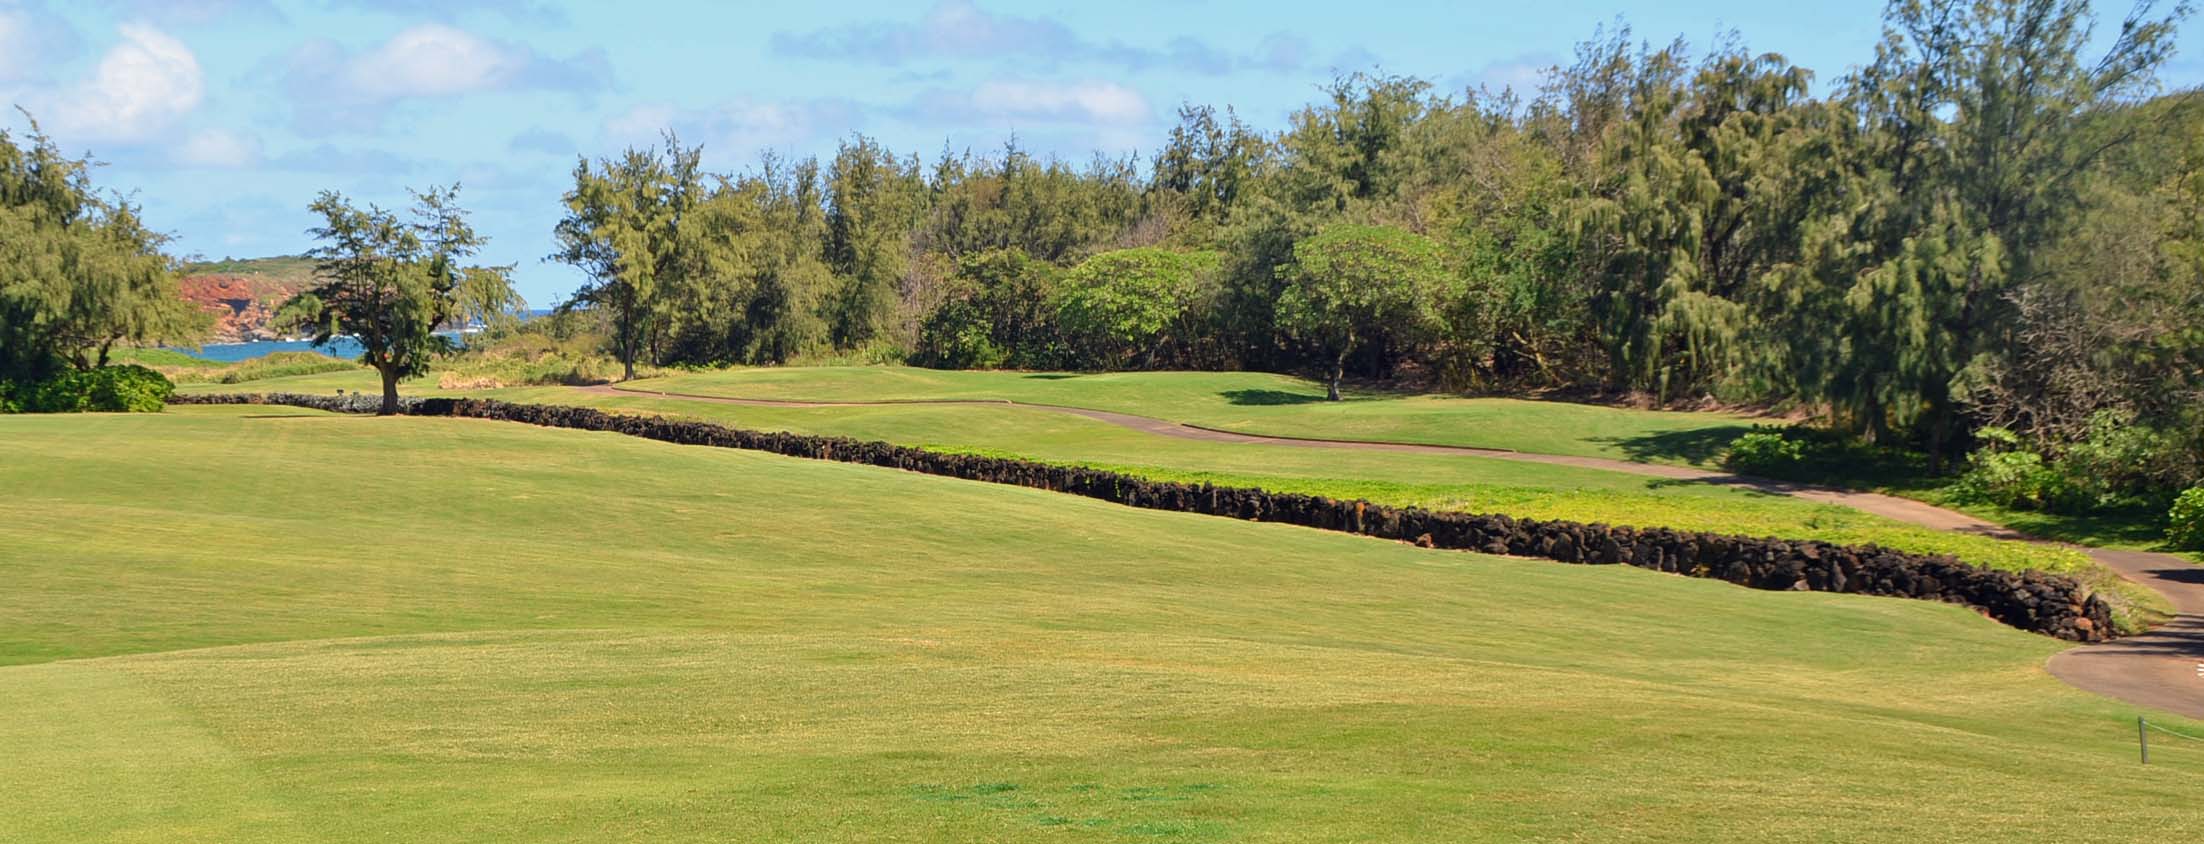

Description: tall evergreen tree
[551,136,704,380]
[1776,0,2186,456]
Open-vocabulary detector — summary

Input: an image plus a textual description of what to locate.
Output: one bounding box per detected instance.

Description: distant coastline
[175,337,366,363]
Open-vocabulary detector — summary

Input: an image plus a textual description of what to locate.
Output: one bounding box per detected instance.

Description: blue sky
[2,0,2197,305]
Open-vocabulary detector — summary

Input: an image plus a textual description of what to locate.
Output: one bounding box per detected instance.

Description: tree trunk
[1327,350,1345,402]
[1926,404,1953,475]
[620,312,637,382]
[377,366,400,416]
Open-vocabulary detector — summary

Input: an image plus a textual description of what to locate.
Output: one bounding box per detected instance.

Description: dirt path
[577,383,2204,718]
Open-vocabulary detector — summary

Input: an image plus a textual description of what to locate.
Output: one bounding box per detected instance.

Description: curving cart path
[576,383,2204,718]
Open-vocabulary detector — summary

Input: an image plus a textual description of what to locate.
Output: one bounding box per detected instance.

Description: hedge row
[174,392,2118,641]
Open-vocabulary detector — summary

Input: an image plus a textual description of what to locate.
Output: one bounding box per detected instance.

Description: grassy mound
[0,407,2197,841]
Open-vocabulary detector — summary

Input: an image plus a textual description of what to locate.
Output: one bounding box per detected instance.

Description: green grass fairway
[1,407,2198,841]
[172,371,2141,616]
[615,367,2204,562]
[172,366,2198,565]
[171,365,1758,468]
[628,366,1763,464]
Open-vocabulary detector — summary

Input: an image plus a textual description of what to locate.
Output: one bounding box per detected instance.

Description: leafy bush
[912,298,1005,369]
[21,365,174,413]
[2051,411,2198,510]
[0,380,21,414]
[1719,426,1932,489]
[1948,428,2085,511]
[1944,416,2198,516]
[2168,487,2204,551]
[1723,431,1810,475]
[97,365,176,411]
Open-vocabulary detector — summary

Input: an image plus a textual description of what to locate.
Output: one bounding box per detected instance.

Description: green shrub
[94,364,175,411]
[1718,426,1929,489]
[2049,411,2197,510]
[2167,487,2204,551]
[28,372,94,412]
[0,380,21,414]
[1724,431,1810,475]
[912,299,1006,369]
[22,365,174,413]
[1949,428,2084,511]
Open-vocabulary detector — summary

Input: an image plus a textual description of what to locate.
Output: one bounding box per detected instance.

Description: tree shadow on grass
[1597,426,1757,466]
[1022,373,1079,380]
[1220,389,1328,406]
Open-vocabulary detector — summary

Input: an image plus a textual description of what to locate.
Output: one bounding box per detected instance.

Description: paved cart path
[576,383,2204,718]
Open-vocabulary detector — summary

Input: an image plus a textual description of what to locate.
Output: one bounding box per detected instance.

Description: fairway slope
[630,366,1763,463]
[2,407,2200,841]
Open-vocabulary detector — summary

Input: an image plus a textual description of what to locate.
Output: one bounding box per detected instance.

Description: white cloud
[280,24,610,133]
[344,24,524,100]
[971,81,1148,124]
[772,1,1305,76]
[909,80,1151,127]
[603,98,861,159]
[173,127,260,168]
[602,103,677,142]
[46,23,203,143]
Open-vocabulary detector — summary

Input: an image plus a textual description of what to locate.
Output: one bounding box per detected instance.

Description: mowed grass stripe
[2,406,2200,841]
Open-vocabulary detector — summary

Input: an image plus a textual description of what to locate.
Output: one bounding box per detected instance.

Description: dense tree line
[555,0,2200,499]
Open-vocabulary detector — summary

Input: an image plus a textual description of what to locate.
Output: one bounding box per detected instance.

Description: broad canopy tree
[1054,247,1220,369]
[1277,224,1450,400]
[285,186,520,414]
[1,118,205,383]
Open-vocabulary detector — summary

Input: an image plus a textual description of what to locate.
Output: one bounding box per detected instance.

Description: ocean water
[178,337,366,362]
[174,321,517,363]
